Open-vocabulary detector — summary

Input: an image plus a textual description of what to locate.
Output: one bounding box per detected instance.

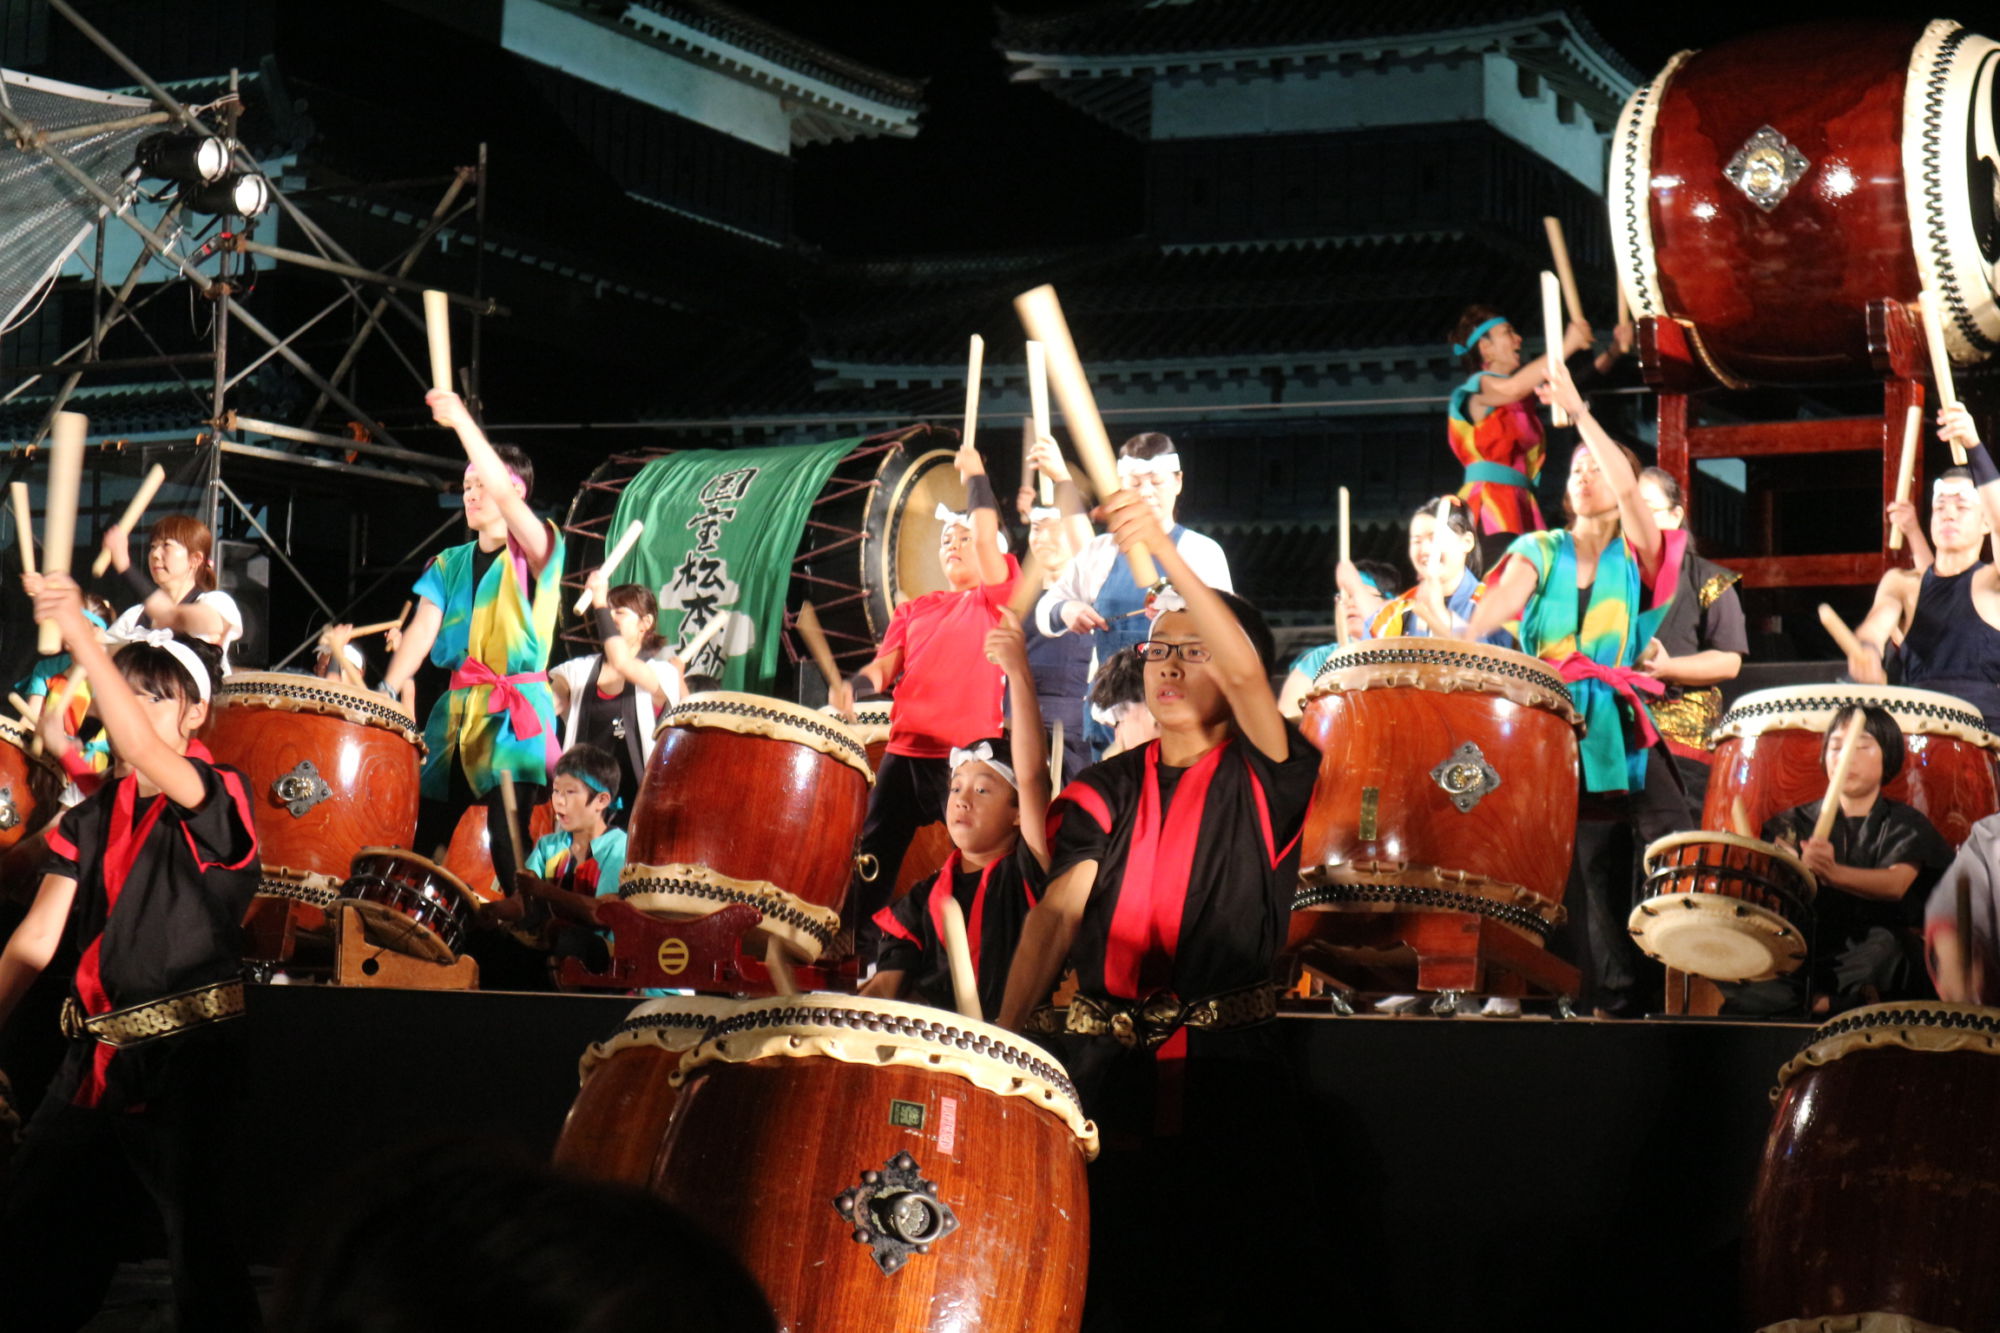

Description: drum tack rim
[216,672,426,751]
[577,995,741,1084]
[617,860,842,962]
[1773,1000,2000,1094]
[653,690,874,784]
[1641,830,1818,893]
[1305,640,1584,730]
[1714,685,2000,749]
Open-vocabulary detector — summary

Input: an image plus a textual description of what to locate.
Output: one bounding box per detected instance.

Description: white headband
[934,503,1010,553]
[1028,505,1061,523]
[1935,476,1979,502]
[114,627,211,703]
[1150,586,1187,614]
[948,740,1017,789]
[1117,453,1181,480]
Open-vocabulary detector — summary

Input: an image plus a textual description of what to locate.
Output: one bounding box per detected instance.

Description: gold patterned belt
[1025,983,1279,1051]
[60,980,246,1049]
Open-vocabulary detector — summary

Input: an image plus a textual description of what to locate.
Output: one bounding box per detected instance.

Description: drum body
[1297,641,1583,941]
[551,996,736,1186]
[1745,1002,2000,1330]
[338,847,477,963]
[1631,832,1815,982]
[621,692,871,961]
[655,994,1095,1333]
[1704,685,2000,845]
[1611,19,2000,385]
[836,700,955,901]
[0,719,61,856]
[204,673,424,962]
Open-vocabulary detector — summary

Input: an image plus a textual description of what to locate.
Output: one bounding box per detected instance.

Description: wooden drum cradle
[551,995,737,1187]
[654,994,1096,1333]
[1631,832,1816,983]
[1745,1001,2000,1332]
[1704,685,2000,846]
[201,673,424,966]
[619,692,871,963]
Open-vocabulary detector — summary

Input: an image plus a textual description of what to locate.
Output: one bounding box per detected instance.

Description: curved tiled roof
[618,0,927,109]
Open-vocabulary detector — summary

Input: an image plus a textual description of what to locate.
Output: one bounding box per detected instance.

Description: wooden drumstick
[794,601,844,698]
[1336,486,1351,646]
[1918,291,1968,465]
[1811,709,1869,842]
[1817,603,1867,663]
[1541,270,1571,430]
[10,482,33,575]
[1048,717,1064,791]
[422,289,453,395]
[1013,284,1158,585]
[765,937,799,997]
[496,769,528,890]
[962,333,984,455]
[1542,216,1586,327]
[1730,796,1755,840]
[1890,404,1922,552]
[88,464,166,577]
[8,692,36,726]
[1026,340,1054,505]
[38,411,86,655]
[1004,552,1046,626]
[680,609,729,665]
[938,896,983,1023]
[572,518,645,615]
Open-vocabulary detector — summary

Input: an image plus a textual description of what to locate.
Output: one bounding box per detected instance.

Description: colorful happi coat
[1448,370,1546,537]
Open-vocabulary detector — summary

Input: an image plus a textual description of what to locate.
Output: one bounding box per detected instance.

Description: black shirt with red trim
[40,742,259,1111]
[874,840,1043,1022]
[1047,724,1319,1007]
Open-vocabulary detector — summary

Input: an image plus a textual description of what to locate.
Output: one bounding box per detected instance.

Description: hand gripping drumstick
[1918,291,1969,466]
[572,518,646,615]
[1336,486,1351,646]
[422,290,453,395]
[1541,270,1572,430]
[89,464,166,577]
[1811,709,1869,843]
[1026,340,1054,505]
[10,483,34,575]
[962,334,985,455]
[794,602,845,699]
[939,896,983,1023]
[38,411,86,655]
[1890,405,1922,552]
[1013,285,1159,586]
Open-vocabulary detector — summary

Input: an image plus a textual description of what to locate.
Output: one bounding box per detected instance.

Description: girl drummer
[559,575,688,813]
[1447,305,1592,558]
[1338,496,1512,645]
[1019,433,1096,783]
[98,514,243,673]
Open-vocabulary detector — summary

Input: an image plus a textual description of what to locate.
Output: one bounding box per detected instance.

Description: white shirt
[551,649,682,765]
[1034,528,1234,638]
[109,589,243,676]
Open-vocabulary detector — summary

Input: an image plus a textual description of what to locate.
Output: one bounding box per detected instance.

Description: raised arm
[956,440,1011,589]
[1470,318,1593,410]
[383,597,443,703]
[1848,571,1916,685]
[584,569,680,708]
[1549,363,1662,579]
[428,389,550,573]
[1028,434,1096,558]
[1939,405,2000,540]
[986,609,1050,869]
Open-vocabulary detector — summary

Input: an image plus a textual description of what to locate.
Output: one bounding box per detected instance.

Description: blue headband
[1452,316,1507,358]
[574,772,619,808]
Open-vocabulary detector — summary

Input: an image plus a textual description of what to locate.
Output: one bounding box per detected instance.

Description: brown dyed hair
[1451,304,1509,373]
[1561,440,1647,525]
[147,513,217,591]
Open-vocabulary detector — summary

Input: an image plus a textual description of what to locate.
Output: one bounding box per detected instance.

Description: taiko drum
[550,995,737,1187]
[1297,641,1582,941]
[337,847,478,963]
[1745,1001,2000,1331]
[0,717,62,857]
[440,799,557,903]
[654,994,1095,1333]
[1630,832,1815,983]
[620,691,871,962]
[1703,685,2000,846]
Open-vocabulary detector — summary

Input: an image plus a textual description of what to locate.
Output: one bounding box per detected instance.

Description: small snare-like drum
[337,847,478,963]
[827,699,955,902]
[551,995,737,1187]
[1295,640,1583,941]
[1704,685,2000,846]
[621,692,871,962]
[0,716,62,856]
[1745,1001,2000,1331]
[1631,832,1817,982]
[656,994,1095,1333]
[204,673,425,962]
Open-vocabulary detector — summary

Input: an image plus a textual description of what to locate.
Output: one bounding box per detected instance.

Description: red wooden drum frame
[0,717,62,857]
[1746,1001,2000,1331]
[620,692,871,962]
[338,847,478,964]
[551,995,736,1186]
[655,994,1095,1333]
[1703,685,2000,846]
[1295,640,1582,943]
[1631,832,1816,983]
[1611,19,2000,386]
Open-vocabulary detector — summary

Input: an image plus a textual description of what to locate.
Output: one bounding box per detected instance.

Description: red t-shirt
[882,555,1019,758]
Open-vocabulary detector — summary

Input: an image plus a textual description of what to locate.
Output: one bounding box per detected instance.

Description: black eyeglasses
[1137,640,1211,663]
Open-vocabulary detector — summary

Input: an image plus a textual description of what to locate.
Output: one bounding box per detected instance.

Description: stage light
[182,171,269,218]
[134,131,227,184]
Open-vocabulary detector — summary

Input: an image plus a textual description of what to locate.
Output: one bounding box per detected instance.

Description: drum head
[1629,894,1805,983]
[866,448,964,636]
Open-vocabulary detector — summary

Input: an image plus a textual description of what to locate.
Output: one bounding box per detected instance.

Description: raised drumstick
[962,334,985,455]
[1026,340,1054,505]
[1541,270,1571,430]
[938,896,983,1023]
[1817,603,1867,663]
[422,289,453,395]
[1918,291,1968,465]
[496,769,528,889]
[10,482,33,575]
[1812,710,1869,842]
[89,464,166,577]
[1890,404,1922,552]
[679,609,729,665]
[38,411,86,655]
[572,518,646,615]
[1013,284,1158,585]
[1004,552,1046,626]
[794,601,844,699]
[1543,216,1586,327]
[1048,717,1064,790]
[8,692,36,726]
[1336,486,1352,646]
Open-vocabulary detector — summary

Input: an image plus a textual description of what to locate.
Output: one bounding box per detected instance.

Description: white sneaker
[1374,994,1425,1014]
[1478,996,1522,1017]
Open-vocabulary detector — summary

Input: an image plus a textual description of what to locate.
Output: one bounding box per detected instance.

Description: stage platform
[241,985,1812,1332]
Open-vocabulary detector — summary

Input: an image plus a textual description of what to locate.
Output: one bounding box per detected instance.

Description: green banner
[611,438,862,692]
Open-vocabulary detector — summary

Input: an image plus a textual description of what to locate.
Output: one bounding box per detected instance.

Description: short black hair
[683,673,720,695]
[1118,431,1176,461]
[114,633,221,716]
[492,443,534,501]
[1412,494,1482,575]
[1090,646,1147,709]
[1215,589,1275,675]
[554,742,620,802]
[1823,704,1905,784]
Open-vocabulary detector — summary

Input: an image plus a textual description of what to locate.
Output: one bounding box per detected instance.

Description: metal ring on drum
[1631,831,1817,983]
[337,847,480,964]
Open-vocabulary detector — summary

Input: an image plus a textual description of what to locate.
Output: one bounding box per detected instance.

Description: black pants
[0,1028,260,1332]
[413,759,546,895]
[1557,749,1691,1015]
[847,752,950,965]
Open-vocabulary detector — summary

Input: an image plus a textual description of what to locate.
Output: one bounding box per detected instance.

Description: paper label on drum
[936,1096,958,1154]
[889,1099,925,1130]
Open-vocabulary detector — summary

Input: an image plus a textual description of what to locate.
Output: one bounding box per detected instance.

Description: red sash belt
[1555,653,1665,750]
[449,660,547,740]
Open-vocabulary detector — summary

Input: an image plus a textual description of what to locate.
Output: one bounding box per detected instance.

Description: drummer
[97,514,244,674]
[1925,811,2000,1002]
[1725,706,1952,1016]
[558,575,687,813]
[1089,645,1158,760]
[1018,433,1095,783]
[1846,408,2000,730]
[1338,496,1513,645]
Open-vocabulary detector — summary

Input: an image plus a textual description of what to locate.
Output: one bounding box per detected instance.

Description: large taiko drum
[1631,832,1816,982]
[1612,19,2000,385]
[1745,1001,2000,1331]
[0,717,62,859]
[337,847,478,963]
[551,995,736,1186]
[655,994,1095,1333]
[620,692,871,962]
[1704,685,2000,846]
[1295,641,1583,943]
[203,673,424,962]
[831,700,956,902]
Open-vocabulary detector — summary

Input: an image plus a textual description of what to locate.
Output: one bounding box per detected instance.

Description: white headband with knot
[113,627,211,703]
[1935,476,1979,503]
[948,740,1017,789]
[1117,453,1181,480]
[934,503,1011,553]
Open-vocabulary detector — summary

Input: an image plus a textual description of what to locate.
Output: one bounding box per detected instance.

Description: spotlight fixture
[182,172,270,218]
[134,131,228,184]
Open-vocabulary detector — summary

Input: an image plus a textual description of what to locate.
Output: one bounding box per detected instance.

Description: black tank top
[1901,563,2000,726]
